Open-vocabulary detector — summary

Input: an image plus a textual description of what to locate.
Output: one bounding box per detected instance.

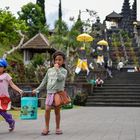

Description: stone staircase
[86,69,140,107]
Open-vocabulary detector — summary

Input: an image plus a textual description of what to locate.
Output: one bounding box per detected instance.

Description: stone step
[90,92,140,95]
[108,81,140,83]
[93,89,140,92]
[86,102,140,107]
[94,86,140,89]
[104,79,140,84]
[88,95,140,99]
[87,99,140,102]
[85,56,140,107]
[103,84,140,86]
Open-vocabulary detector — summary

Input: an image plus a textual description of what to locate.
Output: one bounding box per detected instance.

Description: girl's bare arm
[9,80,23,94]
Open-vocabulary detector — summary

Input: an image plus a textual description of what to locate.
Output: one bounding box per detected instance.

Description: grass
[0,105,80,121]
[0,108,45,121]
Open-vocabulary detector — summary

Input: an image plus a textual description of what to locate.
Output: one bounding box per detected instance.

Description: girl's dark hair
[52,51,66,68]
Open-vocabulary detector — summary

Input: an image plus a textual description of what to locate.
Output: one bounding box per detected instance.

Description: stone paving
[1,107,140,140]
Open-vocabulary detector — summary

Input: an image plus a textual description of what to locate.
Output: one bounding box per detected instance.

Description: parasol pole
[83,41,86,49]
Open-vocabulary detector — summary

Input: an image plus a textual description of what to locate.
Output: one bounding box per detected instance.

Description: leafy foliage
[69,17,84,49]
[31,53,46,67]
[24,54,48,83]
[49,20,69,51]
[6,51,25,83]
[18,2,49,37]
[36,0,46,24]
[0,8,27,45]
[73,92,88,106]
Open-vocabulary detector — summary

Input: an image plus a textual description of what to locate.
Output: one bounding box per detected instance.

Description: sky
[0,0,139,29]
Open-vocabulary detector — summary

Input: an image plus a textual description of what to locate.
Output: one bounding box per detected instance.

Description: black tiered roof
[105,11,123,21]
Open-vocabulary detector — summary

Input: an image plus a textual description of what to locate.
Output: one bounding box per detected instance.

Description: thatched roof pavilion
[20,33,56,64]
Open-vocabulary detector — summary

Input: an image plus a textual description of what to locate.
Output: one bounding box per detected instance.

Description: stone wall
[9,82,92,108]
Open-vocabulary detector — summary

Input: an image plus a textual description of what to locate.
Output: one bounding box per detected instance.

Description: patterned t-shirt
[0,73,12,97]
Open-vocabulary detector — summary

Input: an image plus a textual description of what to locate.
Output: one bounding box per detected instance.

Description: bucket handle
[21,91,39,98]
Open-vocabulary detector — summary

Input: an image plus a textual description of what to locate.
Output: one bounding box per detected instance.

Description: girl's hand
[32,89,36,94]
[54,63,59,69]
[19,90,24,95]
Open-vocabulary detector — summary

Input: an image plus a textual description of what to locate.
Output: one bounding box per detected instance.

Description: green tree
[49,20,69,51]
[58,0,62,35]
[48,0,69,51]
[69,14,84,48]
[18,2,49,37]
[36,0,46,25]
[0,8,27,45]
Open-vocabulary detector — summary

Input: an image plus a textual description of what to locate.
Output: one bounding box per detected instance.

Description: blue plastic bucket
[20,97,38,120]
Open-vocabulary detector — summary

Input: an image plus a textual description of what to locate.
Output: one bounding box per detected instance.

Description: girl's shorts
[45,94,54,106]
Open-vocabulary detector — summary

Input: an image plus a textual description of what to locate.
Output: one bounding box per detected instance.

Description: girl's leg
[54,106,62,134]
[0,110,15,131]
[42,105,51,135]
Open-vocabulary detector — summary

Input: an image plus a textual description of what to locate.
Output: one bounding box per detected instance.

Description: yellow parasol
[97,39,108,46]
[77,33,93,42]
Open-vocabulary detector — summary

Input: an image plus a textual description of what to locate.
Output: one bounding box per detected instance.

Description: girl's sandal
[9,120,15,132]
[56,130,63,135]
[41,129,50,135]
